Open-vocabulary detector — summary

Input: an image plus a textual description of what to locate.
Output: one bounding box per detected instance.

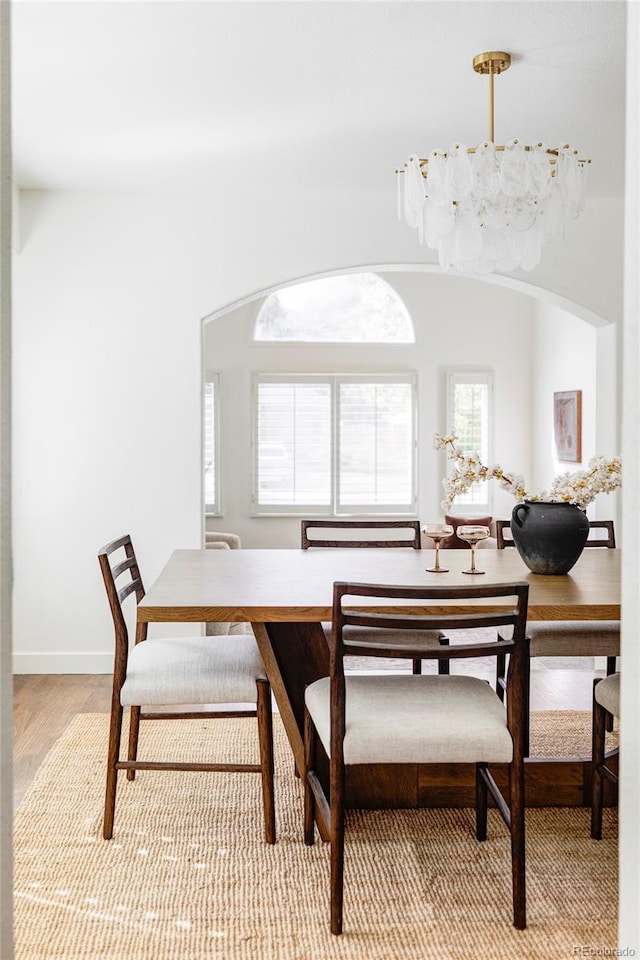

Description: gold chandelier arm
[395,144,591,177]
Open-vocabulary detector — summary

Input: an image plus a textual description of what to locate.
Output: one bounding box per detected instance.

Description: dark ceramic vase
[510,501,590,575]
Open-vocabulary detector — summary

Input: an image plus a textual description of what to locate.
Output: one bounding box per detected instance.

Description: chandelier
[397,51,590,275]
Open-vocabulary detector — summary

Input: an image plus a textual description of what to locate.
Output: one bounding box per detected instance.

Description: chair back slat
[301,519,421,550]
[343,608,521,634]
[111,556,138,581]
[343,636,514,661]
[118,579,141,605]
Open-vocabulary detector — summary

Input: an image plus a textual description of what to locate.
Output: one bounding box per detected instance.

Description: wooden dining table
[138,546,621,813]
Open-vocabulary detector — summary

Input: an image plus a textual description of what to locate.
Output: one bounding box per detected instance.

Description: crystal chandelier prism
[397,52,591,275]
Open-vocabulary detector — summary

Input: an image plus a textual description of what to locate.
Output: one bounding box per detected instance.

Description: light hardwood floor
[13,659,607,809]
[13,675,112,808]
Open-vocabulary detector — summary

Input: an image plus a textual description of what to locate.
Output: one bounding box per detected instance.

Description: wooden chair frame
[301,518,422,550]
[495,519,516,549]
[98,534,275,843]
[496,518,615,552]
[590,676,619,840]
[303,580,530,934]
[495,519,618,753]
[300,519,447,676]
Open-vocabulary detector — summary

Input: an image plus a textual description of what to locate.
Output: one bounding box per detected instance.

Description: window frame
[203,371,221,516]
[445,370,494,516]
[251,372,418,517]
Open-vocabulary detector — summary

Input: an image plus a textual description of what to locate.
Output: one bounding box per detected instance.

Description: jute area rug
[14,712,617,960]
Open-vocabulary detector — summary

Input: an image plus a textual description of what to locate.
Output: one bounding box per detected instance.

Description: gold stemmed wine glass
[457,525,491,574]
[423,524,454,573]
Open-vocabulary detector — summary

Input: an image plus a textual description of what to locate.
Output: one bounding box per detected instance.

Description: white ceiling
[11,1,627,198]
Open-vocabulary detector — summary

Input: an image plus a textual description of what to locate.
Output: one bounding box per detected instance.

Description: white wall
[517,197,624,326]
[0,5,12,954]
[204,271,534,548]
[619,8,640,947]
[531,302,597,489]
[12,189,622,673]
[13,192,207,672]
[531,301,619,523]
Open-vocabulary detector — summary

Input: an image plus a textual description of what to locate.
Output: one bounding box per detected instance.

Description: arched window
[254,273,415,343]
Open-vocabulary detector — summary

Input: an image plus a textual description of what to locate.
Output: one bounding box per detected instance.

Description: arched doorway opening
[201,265,618,548]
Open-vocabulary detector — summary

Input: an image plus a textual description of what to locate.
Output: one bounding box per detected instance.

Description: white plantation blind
[446,371,493,511]
[204,373,220,514]
[338,380,414,508]
[253,374,416,514]
[255,378,332,507]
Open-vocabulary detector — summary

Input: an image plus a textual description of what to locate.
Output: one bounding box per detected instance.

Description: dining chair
[300,519,449,675]
[590,672,620,839]
[495,519,619,754]
[303,580,530,934]
[98,534,276,843]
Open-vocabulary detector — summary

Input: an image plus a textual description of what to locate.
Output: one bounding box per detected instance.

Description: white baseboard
[13,652,113,674]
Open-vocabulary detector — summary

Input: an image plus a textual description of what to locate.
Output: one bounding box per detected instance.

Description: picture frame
[553,390,582,463]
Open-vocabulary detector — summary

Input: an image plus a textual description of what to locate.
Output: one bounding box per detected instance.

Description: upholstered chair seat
[320,622,445,654]
[594,671,620,716]
[305,674,513,765]
[525,621,619,658]
[120,634,267,706]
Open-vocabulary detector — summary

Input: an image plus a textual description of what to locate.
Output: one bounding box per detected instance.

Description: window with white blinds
[253,373,417,514]
[446,371,493,512]
[204,373,220,515]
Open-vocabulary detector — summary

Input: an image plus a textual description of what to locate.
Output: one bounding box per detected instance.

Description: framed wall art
[553,390,582,463]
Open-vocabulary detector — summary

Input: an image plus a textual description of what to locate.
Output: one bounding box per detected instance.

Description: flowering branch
[544,456,622,509]
[434,434,621,510]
